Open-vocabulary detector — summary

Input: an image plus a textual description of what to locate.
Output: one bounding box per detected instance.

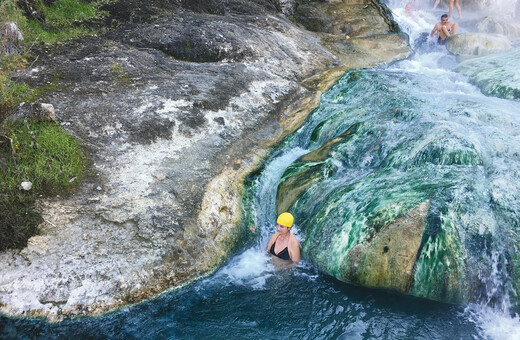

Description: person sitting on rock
[430,14,458,45]
[266,212,301,263]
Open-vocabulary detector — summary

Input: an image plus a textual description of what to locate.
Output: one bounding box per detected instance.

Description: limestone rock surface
[446,33,511,60]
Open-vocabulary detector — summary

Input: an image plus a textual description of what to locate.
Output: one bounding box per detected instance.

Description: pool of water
[0,250,484,339]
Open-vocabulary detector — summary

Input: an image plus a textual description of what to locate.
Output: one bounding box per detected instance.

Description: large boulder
[274,67,520,305]
[340,202,428,293]
[446,32,511,59]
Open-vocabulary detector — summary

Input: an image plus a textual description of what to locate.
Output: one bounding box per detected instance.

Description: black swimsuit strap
[270,234,291,260]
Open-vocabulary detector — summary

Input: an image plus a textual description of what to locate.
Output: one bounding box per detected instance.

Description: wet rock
[446,33,511,59]
[276,123,360,214]
[292,0,410,67]
[454,49,520,100]
[341,202,428,293]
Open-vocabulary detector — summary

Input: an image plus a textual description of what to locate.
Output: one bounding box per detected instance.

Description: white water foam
[212,248,275,290]
[391,6,437,47]
[465,305,520,340]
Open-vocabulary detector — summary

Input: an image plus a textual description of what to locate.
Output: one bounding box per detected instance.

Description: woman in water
[267,212,301,263]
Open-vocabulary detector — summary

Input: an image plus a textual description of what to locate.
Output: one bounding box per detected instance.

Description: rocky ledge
[454,49,520,100]
[0,0,410,320]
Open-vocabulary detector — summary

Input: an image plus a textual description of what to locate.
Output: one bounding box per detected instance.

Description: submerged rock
[455,49,520,100]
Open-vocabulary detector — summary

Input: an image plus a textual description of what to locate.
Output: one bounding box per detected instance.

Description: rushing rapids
[256,0,520,308]
[270,63,520,306]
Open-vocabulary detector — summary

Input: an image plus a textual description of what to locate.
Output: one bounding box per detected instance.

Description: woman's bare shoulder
[289,234,300,245]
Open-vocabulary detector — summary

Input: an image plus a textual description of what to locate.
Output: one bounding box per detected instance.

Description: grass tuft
[0,119,86,250]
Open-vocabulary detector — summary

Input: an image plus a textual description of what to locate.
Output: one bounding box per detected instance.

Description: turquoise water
[0,260,482,339]
[2,2,520,339]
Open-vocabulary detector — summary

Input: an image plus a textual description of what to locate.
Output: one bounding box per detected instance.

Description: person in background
[433,0,462,20]
[405,2,415,16]
[267,212,301,263]
[430,13,458,45]
[405,2,423,18]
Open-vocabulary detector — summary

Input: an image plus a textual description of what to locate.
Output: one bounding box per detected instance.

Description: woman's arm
[288,235,301,263]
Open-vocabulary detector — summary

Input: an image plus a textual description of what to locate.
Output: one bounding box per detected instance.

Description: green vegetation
[1,0,107,43]
[111,62,131,85]
[0,53,34,120]
[0,1,106,250]
[0,0,101,250]
[0,120,86,250]
[0,0,108,118]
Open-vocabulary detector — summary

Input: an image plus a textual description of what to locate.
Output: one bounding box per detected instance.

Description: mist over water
[389,0,520,43]
[2,1,520,339]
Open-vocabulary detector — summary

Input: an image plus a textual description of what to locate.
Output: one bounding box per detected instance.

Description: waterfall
[388,1,520,337]
[246,1,520,338]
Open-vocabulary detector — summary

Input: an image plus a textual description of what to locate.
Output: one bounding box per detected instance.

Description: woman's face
[276,223,290,234]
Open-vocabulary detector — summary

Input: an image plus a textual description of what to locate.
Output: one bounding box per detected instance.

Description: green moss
[111,62,132,85]
[411,212,467,303]
[0,119,86,250]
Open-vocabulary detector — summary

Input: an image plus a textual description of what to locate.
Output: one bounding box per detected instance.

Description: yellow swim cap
[277,212,294,228]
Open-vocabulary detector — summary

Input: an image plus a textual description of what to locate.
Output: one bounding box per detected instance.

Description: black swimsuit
[269,234,291,261]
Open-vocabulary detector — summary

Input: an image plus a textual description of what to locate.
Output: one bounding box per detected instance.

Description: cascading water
[387,3,520,334]
[2,1,520,339]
